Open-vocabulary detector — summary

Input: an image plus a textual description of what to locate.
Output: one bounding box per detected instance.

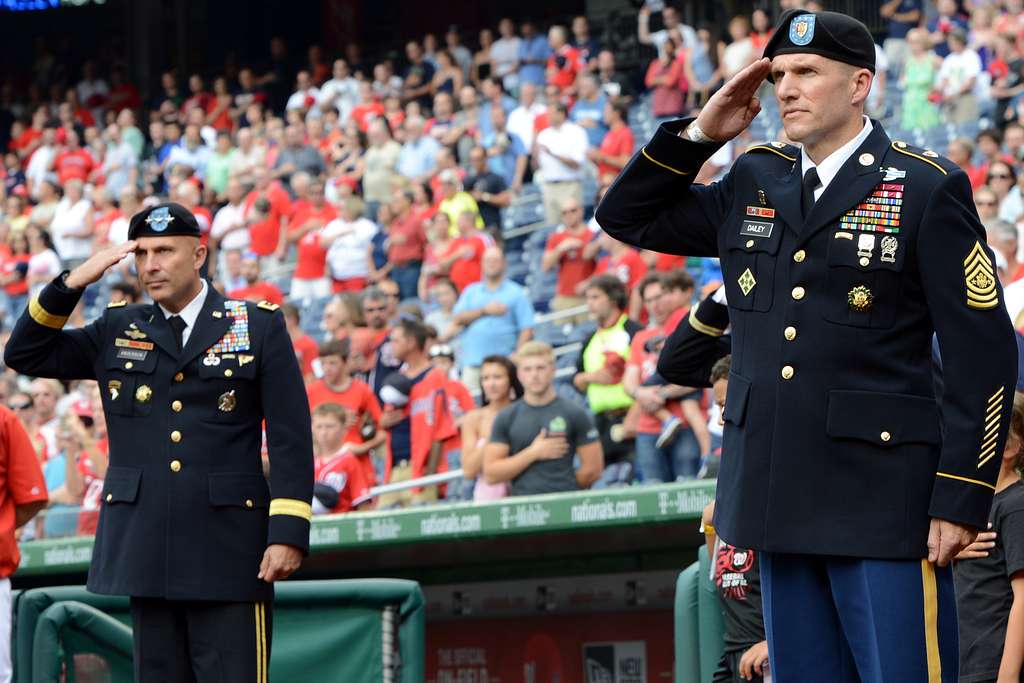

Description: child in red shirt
[311,403,370,513]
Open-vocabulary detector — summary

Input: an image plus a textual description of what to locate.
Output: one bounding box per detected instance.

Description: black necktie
[168,315,187,352]
[801,167,821,220]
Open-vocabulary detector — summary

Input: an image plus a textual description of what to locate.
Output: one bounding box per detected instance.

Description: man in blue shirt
[480,108,528,188]
[518,20,551,88]
[570,74,608,148]
[478,77,518,141]
[397,115,441,184]
[880,0,923,76]
[451,247,535,389]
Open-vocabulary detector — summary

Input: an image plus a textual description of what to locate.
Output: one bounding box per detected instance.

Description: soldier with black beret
[597,9,1018,682]
[4,202,314,682]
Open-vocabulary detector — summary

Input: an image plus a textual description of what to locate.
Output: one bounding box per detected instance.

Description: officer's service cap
[763,10,875,82]
[127,202,201,240]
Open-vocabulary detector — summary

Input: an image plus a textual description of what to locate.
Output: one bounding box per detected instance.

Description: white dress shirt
[159,279,209,347]
[800,117,874,201]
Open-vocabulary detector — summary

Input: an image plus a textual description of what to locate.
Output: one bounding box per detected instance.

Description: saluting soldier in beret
[4,203,313,682]
[597,10,1019,682]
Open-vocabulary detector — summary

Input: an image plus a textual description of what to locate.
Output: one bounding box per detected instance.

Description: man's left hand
[738,640,769,680]
[257,544,303,582]
[927,518,978,567]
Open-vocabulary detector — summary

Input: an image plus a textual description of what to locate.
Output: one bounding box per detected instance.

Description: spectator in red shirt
[0,403,47,672]
[181,74,212,121]
[243,166,293,257]
[306,339,386,485]
[52,129,95,185]
[542,197,597,316]
[62,392,108,537]
[286,176,337,301]
[106,68,142,116]
[587,99,635,184]
[586,231,648,299]
[440,210,489,292]
[1,231,30,324]
[947,138,986,189]
[546,26,583,93]
[226,253,285,305]
[351,81,385,132]
[282,302,319,382]
[388,189,427,300]
[311,403,370,514]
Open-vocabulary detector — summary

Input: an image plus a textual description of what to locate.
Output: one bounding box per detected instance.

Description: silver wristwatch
[682,122,715,144]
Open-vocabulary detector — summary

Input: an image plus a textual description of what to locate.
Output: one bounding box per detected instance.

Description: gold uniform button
[859,257,870,267]
[781,365,795,380]
[171,400,183,412]
[784,326,797,341]
[245,499,254,509]
[174,372,184,382]
[792,286,806,300]
[170,430,182,443]
[124,361,134,369]
[746,239,755,249]
[105,493,113,502]
[881,431,892,442]
[793,250,806,263]
[170,460,182,473]
[224,369,233,378]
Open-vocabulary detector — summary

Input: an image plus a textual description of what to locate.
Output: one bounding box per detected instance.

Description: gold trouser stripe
[28,296,69,329]
[921,560,942,683]
[268,498,313,521]
[936,471,996,490]
[255,602,267,683]
[640,147,691,175]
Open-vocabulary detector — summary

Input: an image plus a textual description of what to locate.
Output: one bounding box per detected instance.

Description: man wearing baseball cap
[597,9,1017,682]
[5,202,313,681]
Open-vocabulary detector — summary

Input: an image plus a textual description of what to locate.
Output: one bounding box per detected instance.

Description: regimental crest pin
[144,206,175,232]
[848,285,874,312]
[790,14,815,45]
[218,390,237,412]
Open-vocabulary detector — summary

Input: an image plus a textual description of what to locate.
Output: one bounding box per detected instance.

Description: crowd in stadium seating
[0,0,1022,532]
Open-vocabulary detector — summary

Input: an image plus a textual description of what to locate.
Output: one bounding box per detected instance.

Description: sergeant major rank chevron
[964,241,999,310]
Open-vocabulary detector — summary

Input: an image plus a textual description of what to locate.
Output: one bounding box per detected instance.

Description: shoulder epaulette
[890,141,956,176]
[745,142,798,163]
[107,300,128,308]
[256,300,280,312]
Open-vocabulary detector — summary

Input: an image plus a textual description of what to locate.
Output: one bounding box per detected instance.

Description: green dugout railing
[14,579,425,683]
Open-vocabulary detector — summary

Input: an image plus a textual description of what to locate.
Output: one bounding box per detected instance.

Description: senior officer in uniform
[597,10,1018,682]
[4,203,313,682]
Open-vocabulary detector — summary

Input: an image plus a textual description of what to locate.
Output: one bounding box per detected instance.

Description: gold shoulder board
[256,301,280,312]
[107,300,128,308]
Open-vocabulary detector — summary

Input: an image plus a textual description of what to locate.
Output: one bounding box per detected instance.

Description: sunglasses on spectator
[8,403,31,410]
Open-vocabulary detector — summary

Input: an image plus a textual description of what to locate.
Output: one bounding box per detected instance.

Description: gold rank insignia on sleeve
[107,300,127,308]
[256,301,280,312]
[964,241,999,310]
[978,385,1006,469]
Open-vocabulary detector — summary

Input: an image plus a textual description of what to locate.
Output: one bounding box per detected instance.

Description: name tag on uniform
[117,348,148,362]
[741,220,774,238]
[115,338,154,351]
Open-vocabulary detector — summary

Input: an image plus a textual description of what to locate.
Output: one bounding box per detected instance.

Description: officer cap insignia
[964,241,999,310]
[256,300,280,312]
[738,268,757,296]
[218,390,237,412]
[135,384,153,403]
[108,380,121,401]
[848,285,874,312]
[107,300,127,308]
[144,206,175,232]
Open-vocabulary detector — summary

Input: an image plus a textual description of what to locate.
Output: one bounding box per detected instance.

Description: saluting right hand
[65,241,137,290]
[693,58,772,142]
[530,429,570,461]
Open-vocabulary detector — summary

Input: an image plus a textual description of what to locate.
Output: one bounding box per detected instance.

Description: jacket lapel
[797,122,890,246]
[178,287,232,369]
[763,160,803,236]
[131,306,178,358]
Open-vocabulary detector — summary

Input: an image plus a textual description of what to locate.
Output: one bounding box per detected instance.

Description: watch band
[683,122,715,144]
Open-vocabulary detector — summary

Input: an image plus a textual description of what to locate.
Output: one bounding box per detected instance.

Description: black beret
[127,202,201,240]
[764,10,875,82]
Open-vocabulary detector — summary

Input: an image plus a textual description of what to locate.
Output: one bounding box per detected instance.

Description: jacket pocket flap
[826,389,940,446]
[102,467,142,503]
[209,473,270,508]
[723,371,752,426]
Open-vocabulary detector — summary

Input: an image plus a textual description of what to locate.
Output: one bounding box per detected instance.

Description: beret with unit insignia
[128,202,201,240]
[764,10,876,82]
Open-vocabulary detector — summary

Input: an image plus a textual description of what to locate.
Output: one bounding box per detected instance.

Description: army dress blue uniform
[597,114,1018,681]
[4,205,313,682]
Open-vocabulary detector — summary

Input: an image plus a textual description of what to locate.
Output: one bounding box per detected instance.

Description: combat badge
[880,236,898,263]
[218,390,237,412]
[964,241,998,310]
[108,380,121,401]
[738,268,757,296]
[848,285,873,312]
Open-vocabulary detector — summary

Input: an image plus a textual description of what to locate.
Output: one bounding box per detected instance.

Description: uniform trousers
[760,552,958,683]
[130,597,272,683]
